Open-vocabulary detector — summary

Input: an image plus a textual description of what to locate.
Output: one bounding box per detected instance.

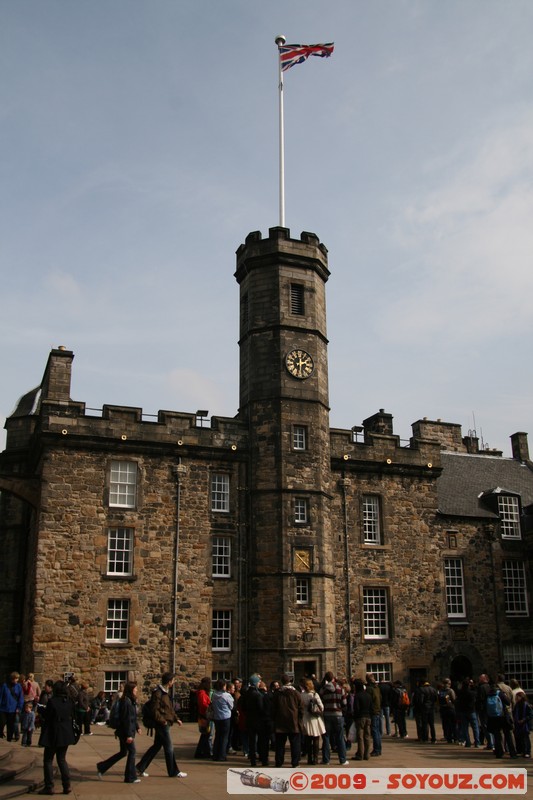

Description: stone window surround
[212,535,231,578]
[211,472,230,513]
[212,609,232,651]
[362,494,382,545]
[105,598,130,643]
[108,460,139,509]
[503,559,529,617]
[296,576,310,605]
[444,557,467,619]
[292,424,308,451]
[361,586,391,641]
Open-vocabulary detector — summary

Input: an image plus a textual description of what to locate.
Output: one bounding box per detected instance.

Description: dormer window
[498,495,521,540]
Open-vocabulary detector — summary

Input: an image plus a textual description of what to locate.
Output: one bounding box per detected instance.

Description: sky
[1,0,532,456]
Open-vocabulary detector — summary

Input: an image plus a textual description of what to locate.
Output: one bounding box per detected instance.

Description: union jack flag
[278,42,334,72]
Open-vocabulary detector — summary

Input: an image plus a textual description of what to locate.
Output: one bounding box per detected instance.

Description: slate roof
[437,451,533,518]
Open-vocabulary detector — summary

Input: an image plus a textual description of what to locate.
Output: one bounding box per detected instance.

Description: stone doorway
[293,660,318,686]
[450,654,473,684]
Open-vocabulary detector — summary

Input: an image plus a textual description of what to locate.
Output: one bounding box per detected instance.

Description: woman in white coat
[300,679,326,765]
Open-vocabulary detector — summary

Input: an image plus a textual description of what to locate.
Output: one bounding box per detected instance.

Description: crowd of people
[1,667,531,791]
[191,670,533,768]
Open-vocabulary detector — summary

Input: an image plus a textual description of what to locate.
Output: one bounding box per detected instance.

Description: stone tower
[235,227,336,679]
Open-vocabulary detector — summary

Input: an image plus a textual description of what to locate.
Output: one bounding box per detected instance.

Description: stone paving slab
[1,718,532,800]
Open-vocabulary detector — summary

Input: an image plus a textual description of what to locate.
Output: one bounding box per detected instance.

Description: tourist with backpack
[455,679,481,748]
[96,681,141,783]
[135,672,187,779]
[437,678,456,743]
[486,679,517,759]
[391,680,409,739]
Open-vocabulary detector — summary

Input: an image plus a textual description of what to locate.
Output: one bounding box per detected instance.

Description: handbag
[72,717,82,744]
[309,693,322,717]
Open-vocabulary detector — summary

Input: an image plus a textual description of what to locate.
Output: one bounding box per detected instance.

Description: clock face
[293,548,312,572]
[285,349,314,380]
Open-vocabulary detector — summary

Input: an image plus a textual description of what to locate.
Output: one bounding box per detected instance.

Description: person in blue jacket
[0,672,24,741]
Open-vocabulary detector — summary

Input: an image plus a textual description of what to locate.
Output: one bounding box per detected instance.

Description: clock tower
[235,226,337,679]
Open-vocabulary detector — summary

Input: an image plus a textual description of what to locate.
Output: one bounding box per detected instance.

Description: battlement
[235,227,329,284]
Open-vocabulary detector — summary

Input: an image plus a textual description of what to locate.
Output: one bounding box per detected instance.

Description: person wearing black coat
[96,682,141,783]
[38,681,77,795]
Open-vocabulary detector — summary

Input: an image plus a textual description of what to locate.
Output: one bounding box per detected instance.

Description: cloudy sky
[1,0,532,455]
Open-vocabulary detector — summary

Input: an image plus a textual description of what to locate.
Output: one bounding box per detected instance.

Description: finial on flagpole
[275,34,286,46]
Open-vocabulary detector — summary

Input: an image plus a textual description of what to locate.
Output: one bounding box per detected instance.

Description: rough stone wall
[29,438,244,697]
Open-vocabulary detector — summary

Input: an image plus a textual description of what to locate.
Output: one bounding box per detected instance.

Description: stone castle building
[1,226,532,700]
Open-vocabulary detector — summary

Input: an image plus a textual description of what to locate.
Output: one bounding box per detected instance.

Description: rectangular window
[503,644,533,692]
[211,474,230,513]
[366,663,392,683]
[107,528,134,576]
[290,283,305,315]
[106,599,130,643]
[499,496,521,539]
[444,558,466,618]
[296,577,310,605]
[503,561,528,617]
[212,610,231,651]
[104,671,128,694]
[363,588,389,640]
[211,671,232,683]
[293,425,307,451]
[294,498,308,524]
[109,461,137,508]
[363,496,381,544]
[212,537,231,578]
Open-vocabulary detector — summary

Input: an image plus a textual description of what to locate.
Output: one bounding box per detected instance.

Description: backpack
[142,688,161,730]
[398,688,410,708]
[438,689,452,707]
[108,699,121,729]
[486,692,503,718]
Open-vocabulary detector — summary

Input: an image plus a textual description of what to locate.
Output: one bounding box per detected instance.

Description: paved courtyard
[1,716,532,800]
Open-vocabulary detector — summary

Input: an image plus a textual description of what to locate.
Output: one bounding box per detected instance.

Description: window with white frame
[444,558,466,618]
[211,473,230,513]
[106,599,130,642]
[212,537,231,578]
[503,643,533,692]
[366,663,392,683]
[109,461,137,508]
[363,588,389,640]
[107,528,134,576]
[294,497,308,524]
[363,496,381,544]
[498,496,521,539]
[212,610,231,651]
[503,561,528,617]
[211,671,232,683]
[293,425,307,451]
[104,671,128,693]
[296,577,310,605]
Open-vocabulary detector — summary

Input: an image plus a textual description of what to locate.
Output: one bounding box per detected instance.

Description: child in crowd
[21,701,36,747]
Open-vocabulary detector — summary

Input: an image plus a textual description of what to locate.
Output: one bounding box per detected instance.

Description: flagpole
[275,35,286,227]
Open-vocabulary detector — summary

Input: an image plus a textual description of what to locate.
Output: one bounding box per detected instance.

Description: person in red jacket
[194,677,213,759]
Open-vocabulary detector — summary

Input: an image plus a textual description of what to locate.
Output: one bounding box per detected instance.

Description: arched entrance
[450,655,473,684]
